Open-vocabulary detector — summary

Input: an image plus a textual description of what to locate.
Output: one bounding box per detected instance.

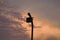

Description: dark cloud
[0,12,30,40]
[0,1,30,40]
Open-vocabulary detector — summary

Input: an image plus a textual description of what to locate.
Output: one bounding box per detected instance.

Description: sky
[1,0,59,27]
[0,0,60,40]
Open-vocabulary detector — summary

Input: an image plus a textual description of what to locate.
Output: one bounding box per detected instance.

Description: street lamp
[26,12,34,40]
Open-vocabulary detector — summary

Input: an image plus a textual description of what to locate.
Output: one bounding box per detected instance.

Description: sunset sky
[0,0,60,40]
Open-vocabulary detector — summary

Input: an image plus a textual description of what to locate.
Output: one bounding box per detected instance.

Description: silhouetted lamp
[26,12,33,23]
[26,12,33,40]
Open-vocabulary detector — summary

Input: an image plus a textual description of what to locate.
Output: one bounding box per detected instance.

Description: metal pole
[31,18,33,40]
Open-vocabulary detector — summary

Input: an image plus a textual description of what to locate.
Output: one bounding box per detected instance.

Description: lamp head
[26,12,33,23]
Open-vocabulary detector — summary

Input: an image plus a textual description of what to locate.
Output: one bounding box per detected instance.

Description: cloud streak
[0,1,30,40]
[0,0,60,40]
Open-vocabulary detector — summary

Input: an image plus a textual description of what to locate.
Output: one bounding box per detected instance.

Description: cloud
[0,12,30,40]
[45,35,60,40]
[0,0,60,40]
[0,1,30,40]
[34,33,60,40]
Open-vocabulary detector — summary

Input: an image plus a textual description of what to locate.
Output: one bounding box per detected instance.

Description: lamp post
[26,12,33,40]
